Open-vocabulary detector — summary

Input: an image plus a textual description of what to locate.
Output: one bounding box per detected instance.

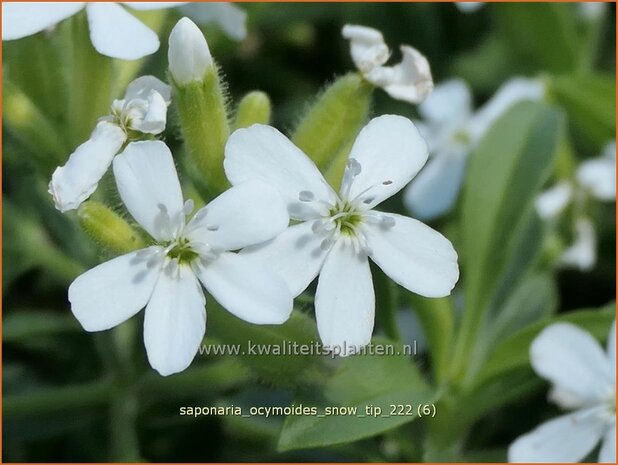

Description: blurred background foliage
[3,2,616,462]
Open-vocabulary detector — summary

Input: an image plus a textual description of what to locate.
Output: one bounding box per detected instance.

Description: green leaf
[477,303,615,386]
[277,340,434,451]
[548,73,616,146]
[494,3,580,73]
[453,101,564,382]
[206,303,328,389]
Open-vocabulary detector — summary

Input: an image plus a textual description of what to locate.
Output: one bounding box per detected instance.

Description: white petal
[144,265,206,376]
[599,424,616,463]
[418,79,472,125]
[341,24,389,74]
[364,213,459,298]
[185,181,289,252]
[49,122,126,212]
[560,218,597,271]
[2,2,84,40]
[240,221,327,297]
[366,46,433,104]
[113,141,184,241]
[168,17,213,85]
[468,78,545,140]
[577,153,616,201]
[315,240,374,355]
[123,2,187,10]
[456,2,484,13]
[180,3,247,41]
[345,115,428,209]
[403,149,467,220]
[128,91,169,135]
[508,408,606,463]
[579,2,607,22]
[531,322,613,408]
[124,75,172,103]
[68,247,161,332]
[535,182,574,220]
[195,252,293,325]
[224,124,336,220]
[86,3,159,60]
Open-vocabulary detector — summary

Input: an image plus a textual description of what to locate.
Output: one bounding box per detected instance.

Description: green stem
[373,268,401,342]
[408,295,455,384]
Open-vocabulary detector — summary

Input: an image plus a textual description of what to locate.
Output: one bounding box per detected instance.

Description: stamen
[183,199,195,215]
[381,216,396,228]
[340,158,363,199]
[299,190,315,202]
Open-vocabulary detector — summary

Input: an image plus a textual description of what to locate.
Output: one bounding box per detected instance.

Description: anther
[206,224,219,231]
[382,180,393,185]
[299,190,315,202]
[183,199,194,215]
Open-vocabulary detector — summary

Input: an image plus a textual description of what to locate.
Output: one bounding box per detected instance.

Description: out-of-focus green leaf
[477,303,615,386]
[206,303,328,388]
[549,73,616,146]
[4,310,80,343]
[277,340,434,451]
[494,3,580,73]
[454,101,563,381]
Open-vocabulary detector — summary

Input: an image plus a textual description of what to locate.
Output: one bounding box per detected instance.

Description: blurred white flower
[535,141,616,271]
[404,77,545,220]
[2,2,247,59]
[342,24,433,104]
[168,17,213,85]
[224,115,459,355]
[69,140,292,376]
[455,2,484,13]
[509,321,616,463]
[49,76,171,212]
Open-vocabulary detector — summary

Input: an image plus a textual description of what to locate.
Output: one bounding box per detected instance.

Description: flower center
[164,237,199,264]
[297,158,396,256]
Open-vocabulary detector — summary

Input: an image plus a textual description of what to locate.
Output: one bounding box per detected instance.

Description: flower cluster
[45,17,459,374]
[535,141,616,270]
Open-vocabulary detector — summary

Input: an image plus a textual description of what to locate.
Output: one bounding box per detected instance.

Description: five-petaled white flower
[49,76,171,213]
[69,140,293,376]
[224,115,459,355]
[2,2,247,60]
[535,141,616,271]
[404,77,545,220]
[509,320,616,463]
[342,24,433,104]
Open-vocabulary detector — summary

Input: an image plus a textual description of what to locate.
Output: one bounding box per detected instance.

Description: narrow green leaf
[454,101,564,381]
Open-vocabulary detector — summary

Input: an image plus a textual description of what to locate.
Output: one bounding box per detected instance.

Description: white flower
[168,17,213,86]
[2,2,188,60]
[535,141,615,271]
[2,2,247,58]
[342,24,433,104]
[69,140,293,376]
[509,321,616,463]
[49,76,171,212]
[455,2,484,13]
[224,115,459,355]
[404,77,545,220]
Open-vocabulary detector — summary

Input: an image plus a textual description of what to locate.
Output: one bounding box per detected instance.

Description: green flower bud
[291,73,372,172]
[168,18,230,198]
[78,201,145,255]
[234,91,272,129]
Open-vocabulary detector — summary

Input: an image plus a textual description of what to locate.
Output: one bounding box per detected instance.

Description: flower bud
[234,91,272,129]
[168,17,213,86]
[78,201,145,255]
[292,73,372,172]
